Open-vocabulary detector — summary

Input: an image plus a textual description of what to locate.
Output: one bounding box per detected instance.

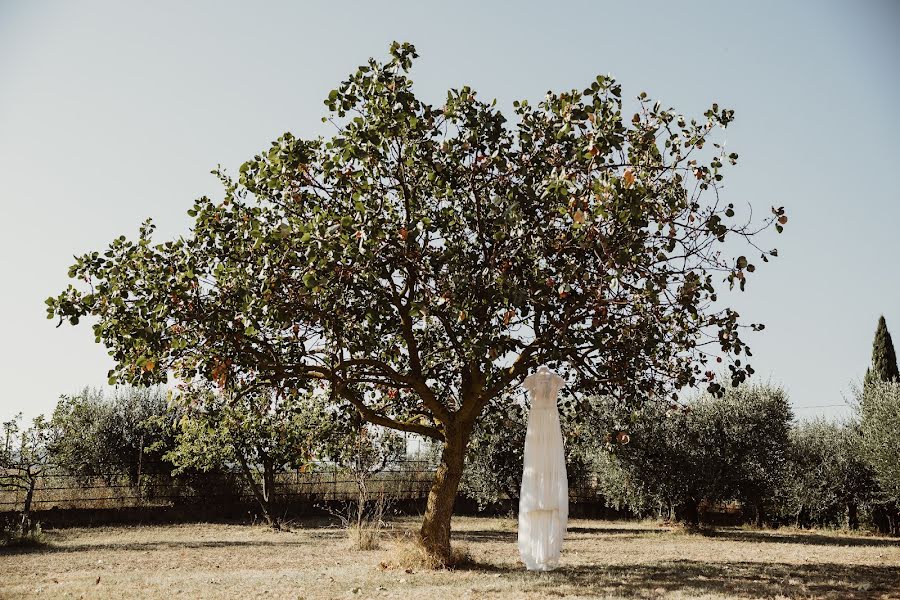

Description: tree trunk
[261,457,280,530]
[680,496,700,527]
[236,451,278,529]
[754,500,766,528]
[847,502,859,530]
[419,430,468,565]
[21,474,36,535]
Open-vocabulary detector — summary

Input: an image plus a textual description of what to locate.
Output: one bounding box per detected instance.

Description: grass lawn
[2,517,899,599]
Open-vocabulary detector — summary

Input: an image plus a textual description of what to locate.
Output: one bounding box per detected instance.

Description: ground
[2,517,899,599]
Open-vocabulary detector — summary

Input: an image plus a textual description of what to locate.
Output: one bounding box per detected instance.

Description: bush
[0,513,45,548]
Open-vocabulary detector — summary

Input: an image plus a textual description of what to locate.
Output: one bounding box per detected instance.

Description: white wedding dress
[518,366,568,571]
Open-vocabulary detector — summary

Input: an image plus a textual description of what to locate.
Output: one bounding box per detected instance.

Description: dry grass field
[2,517,899,599]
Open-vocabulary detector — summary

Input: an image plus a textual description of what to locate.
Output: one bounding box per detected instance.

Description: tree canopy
[47,42,784,562]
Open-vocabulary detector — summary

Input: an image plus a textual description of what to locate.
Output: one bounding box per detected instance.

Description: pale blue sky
[1,1,898,422]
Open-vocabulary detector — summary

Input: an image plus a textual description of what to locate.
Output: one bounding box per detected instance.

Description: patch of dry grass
[1,517,898,599]
[386,530,473,571]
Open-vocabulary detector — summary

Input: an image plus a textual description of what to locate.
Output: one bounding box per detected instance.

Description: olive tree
[603,384,792,525]
[860,381,900,533]
[50,386,173,485]
[783,419,875,529]
[48,43,784,563]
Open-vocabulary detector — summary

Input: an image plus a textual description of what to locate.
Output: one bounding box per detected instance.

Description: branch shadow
[455,527,667,544]
[567,527,669,536]
[0,538,308,556]
[459,559,900,599]
[697,528,900,548]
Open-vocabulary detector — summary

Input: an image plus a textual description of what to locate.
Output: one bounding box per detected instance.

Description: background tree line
[1,385,406,532]
[5,318,900,536]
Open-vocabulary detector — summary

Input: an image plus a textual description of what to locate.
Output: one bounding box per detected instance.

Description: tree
[604,384,792,526]
[783,419,876,529]
[864,316,899,388]
[859,381,900,533]
[50,386,174,485]
[47,43,784,563]
[157,385,332,528]
[462,395,527,509]
[722,385,793,527]
[0,414,53,534]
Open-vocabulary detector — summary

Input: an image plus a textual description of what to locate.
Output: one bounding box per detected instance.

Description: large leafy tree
[48,43,784,563]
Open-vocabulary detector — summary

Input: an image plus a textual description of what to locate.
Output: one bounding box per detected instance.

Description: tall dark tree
[865,316,899,387]
[47,43,784,564]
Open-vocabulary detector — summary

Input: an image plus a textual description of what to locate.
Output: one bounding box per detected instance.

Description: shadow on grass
[0,538,310,556]
[458,559,900,599]
[697,528,900,548]
[454,526,668,544]
[567,526,669,536]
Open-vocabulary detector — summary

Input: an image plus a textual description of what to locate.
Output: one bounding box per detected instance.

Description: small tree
[462,394,602,510]
[50,386,174,486]
[0,414,53,535]
[865,316,899,388]
[48,42,785,562]
[158,385,331,528]
[461,395,527,509]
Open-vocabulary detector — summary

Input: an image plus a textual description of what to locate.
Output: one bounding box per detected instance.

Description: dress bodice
[523,366,565,410]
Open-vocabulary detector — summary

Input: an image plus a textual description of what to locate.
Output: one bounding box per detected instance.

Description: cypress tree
[865,316,900,386]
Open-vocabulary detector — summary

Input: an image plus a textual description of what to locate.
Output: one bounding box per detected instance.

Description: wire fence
[0,460,438,512]
[1,460,607,513]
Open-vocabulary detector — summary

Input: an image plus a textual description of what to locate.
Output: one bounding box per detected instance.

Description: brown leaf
[573,209,585,224]
[623,168,635,188]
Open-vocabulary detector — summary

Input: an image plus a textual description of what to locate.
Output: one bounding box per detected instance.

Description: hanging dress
[518,365,568,571]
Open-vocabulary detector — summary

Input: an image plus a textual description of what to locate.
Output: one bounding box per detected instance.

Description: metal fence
[0,461,438,512]
[1,461,609,514]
